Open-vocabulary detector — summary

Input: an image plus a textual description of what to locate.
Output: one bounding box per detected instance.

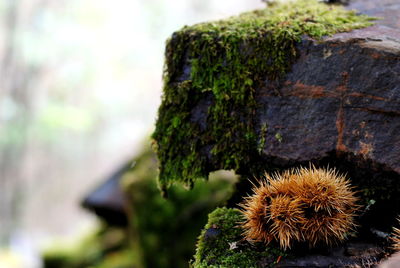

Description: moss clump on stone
[152,0,374,189]
[193,207,286,268]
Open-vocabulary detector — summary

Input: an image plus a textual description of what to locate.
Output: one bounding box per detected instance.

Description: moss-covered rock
[193,207,286,268]
[193,207,391,267]
[152,0,374,189]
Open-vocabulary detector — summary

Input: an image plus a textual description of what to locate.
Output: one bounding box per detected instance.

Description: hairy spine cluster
[240,167,359,249]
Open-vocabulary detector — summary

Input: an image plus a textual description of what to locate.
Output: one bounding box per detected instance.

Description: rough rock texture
[261,0,400,171]
[276,242,386,267]
[256,2,400,169]
[258,26,400,173]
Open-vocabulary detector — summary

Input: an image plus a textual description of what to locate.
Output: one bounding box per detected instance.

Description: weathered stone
[258,26,400,170]
[256,2,400,171]
[276,242,384,267]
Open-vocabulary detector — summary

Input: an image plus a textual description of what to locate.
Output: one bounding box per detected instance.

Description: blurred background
[0,0,264,267]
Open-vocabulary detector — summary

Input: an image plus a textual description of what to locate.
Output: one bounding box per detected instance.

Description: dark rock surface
[276,241,385,267]
[254,1,400,175]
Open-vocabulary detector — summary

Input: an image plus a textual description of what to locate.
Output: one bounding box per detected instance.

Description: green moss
[193,207,285,268]
[152,0,374,188]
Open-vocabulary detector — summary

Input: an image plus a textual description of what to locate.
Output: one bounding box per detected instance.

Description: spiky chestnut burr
[268,195,305,249]
[296,167,359,247]
[240,172,305,249]
[240,180,275,245]
[240,166,359,249]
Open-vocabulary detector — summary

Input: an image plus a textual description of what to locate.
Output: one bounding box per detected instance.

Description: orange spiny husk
[268,195,305,249]
[295,167,359,247]
[240,180,274,244]
[240,166,359,250]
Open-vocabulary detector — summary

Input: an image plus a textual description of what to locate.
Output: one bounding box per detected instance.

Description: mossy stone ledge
[152,0,374,190]
[192,207,286,268]
[194,207,387,267]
